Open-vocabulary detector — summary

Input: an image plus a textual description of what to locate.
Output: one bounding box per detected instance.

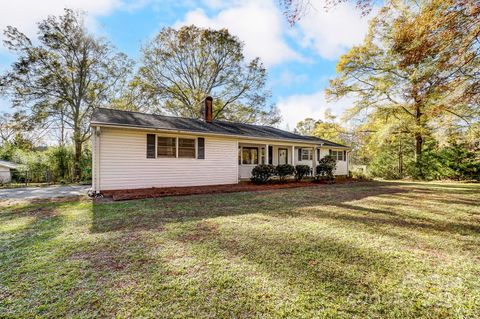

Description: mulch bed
[101,178,360,201]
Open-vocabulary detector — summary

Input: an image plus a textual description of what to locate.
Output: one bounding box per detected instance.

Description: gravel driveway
[0,185,91,200]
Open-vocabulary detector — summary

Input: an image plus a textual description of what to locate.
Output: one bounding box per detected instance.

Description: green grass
[1,181,479,318]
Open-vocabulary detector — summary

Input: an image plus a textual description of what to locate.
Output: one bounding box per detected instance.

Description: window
[178,138,195,158]
[301,149,313,161]
[242,147,258,165]
[197,138,205,159]
[330,150,345,161]
[157,137,176,158]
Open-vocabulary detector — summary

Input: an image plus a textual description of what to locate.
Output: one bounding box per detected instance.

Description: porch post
[312,146,317,173]
[291,145,295,165]
[265,144,269,165]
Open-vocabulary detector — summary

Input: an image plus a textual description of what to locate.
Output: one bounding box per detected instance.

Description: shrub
[276,164,295,181]
[351,170,371,180]
[251,164,276,184]
[315,155,337,181]
[294,165,311,181]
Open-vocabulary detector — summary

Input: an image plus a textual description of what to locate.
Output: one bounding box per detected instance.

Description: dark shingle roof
[91,108,348,148]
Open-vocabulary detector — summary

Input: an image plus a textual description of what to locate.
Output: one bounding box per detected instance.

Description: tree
[136,25,280,125]
[0,9,133,180]
[326,0,479,178]
[278,0,374,25]
[294,118,318,135]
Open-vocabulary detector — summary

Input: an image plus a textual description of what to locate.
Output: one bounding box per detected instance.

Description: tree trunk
[73,136,82,182]
[414,101,424,179]
[398,137,403,178]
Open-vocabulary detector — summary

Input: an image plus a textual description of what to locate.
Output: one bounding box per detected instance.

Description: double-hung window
[242,147,258,165]
[148,135,204,159]
[301,149,313,161]
[330,150,345,161]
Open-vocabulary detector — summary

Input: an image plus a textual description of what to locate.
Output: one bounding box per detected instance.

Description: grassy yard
[1,181,479,318]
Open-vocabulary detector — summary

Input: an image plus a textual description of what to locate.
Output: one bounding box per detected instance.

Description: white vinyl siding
[97,127,237,190]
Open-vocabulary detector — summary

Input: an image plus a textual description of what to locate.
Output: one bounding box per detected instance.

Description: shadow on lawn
[90,181,407,233]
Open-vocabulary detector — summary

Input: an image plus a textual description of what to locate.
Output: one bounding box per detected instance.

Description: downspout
[94,126,101,195]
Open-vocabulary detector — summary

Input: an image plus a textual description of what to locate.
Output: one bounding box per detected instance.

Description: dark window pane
[147,134,156,158]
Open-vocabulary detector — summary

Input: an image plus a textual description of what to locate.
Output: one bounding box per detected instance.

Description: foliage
[250,164,276,184]
[294,164,311,181]
[0,9,133,180]
[279,0,373,25]
[327,0,480,179]
[350,170,371,180]
[315,155,337,181]
[136,25,280,125]
[1,144,91,183]
[294,118,318,136]
[276,164,295,181]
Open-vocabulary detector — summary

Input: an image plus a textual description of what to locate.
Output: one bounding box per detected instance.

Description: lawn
[1,181,479,318]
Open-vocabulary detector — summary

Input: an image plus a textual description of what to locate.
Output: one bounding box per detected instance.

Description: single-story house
[0,160,17,184]
[90,98,350,194]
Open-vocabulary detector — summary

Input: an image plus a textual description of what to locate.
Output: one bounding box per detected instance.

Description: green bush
[294,165,311,181]
[251,164,276,184]
[351,170,371,180]
[1,144,92,184]
[276,164,295,181]
[315,155,337,181]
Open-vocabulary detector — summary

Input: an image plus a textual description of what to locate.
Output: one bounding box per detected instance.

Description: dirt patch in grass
[102,178,361,201]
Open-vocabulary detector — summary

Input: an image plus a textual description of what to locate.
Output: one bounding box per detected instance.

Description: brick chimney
[204,96,213,123]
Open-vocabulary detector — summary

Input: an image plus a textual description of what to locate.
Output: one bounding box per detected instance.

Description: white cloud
[277,90,354,129]
[176,0,302,66]
[271,71,309,87]
[0,0,139,42]
[296,0,374,59]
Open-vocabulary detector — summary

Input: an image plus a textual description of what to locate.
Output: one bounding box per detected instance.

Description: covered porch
[238,142,321,180]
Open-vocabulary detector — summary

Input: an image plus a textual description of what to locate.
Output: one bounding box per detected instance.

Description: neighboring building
[90,98,350,193]
[0,160,17,184]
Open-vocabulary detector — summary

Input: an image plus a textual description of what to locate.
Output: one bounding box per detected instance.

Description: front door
[278,148,288,165]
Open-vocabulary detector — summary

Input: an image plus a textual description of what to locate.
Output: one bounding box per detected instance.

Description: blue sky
[0,0,374,129]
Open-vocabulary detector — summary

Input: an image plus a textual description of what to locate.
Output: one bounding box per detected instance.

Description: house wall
[0,166,11,183]
[96,127,238,191]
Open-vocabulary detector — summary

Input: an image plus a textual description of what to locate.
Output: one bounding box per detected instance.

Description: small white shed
[0,160,17,184]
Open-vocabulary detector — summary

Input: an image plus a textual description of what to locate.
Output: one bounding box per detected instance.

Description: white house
[90,98,350,193]
[0,160,17,184]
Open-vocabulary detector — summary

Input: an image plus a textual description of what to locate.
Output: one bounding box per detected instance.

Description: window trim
[152,134,204,160]
[241,146,259,165]
[157,136,177,158]
[177,137,196,159]
[330,150,346,161]
[301,148,313,161]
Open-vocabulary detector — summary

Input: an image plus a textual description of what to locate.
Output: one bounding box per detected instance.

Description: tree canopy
[0,9,133,179]
[326,0,480,178]
[135,25,280,125]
